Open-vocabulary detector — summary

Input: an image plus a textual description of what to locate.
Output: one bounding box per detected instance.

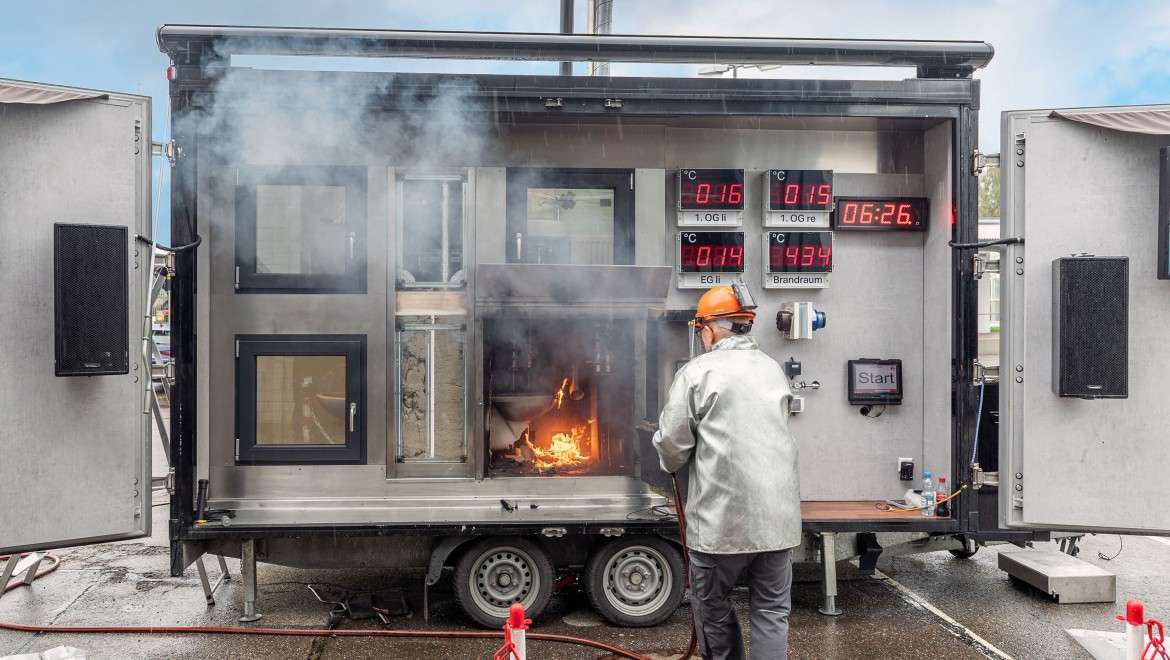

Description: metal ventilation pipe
[560,0,574,76]
[591,0,613,76]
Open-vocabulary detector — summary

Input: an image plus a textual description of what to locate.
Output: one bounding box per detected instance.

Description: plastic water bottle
[936,477,950,518]
[921,472,936,517]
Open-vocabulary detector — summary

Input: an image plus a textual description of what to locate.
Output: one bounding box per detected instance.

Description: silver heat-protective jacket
[653,334,801,554]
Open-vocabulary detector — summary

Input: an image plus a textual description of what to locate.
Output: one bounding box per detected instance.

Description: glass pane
[255,355,346,445]
[398,317,466,461]
[432,327,466,459]
[255,185,347,275]
[524,187,615,265]
[398,329,428,457]
[400,179,464,285]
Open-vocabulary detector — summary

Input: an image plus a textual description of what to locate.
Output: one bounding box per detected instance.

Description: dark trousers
[689,548,792,660]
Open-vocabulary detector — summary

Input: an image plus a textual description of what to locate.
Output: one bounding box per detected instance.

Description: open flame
[553,377,569,409]
[530,425,591,471]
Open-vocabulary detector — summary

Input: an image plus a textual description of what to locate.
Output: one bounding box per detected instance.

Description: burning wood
[530,425,591,471]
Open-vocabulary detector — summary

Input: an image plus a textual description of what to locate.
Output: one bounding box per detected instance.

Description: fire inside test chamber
[485,318,632,476]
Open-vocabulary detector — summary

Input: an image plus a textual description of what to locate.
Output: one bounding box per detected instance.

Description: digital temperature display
[678,232,745,273]
[767,170,833,211]
[678,169,745,211]
[834,197,928,231]
[767,232,833,273]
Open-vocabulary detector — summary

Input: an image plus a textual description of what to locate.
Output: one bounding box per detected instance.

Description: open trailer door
[0,79,153,554]
[999,104,1170,534]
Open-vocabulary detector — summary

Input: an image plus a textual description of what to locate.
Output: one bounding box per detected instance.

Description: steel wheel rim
[602,545,672,617]
[469,545,539,618]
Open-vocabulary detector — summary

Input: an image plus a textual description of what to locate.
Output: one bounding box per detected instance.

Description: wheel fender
[426,537,474,586]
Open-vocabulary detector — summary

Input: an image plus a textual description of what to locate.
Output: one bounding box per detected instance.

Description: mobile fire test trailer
[3,26,1170,628]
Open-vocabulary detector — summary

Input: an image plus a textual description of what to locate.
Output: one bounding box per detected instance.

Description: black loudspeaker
[1051,256,1128,399]
[54,223,129,376]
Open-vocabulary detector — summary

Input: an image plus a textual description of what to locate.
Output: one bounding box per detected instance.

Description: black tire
[949,547,979,559]
[453,537,554,629]
[585,536,686,627]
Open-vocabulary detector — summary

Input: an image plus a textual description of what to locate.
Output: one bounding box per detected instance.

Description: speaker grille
[54,224,129,376]
[1052,256,1128,398]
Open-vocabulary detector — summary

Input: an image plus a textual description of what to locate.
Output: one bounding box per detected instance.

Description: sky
[2,0,1168,241]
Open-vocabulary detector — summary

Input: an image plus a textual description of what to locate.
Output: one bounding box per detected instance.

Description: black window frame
[505,168,635,265]
[235,334,366,465]
[235,165,368,293]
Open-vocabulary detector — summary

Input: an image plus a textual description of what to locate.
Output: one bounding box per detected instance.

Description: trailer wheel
[454,537,553,628]
[585,536,685,627]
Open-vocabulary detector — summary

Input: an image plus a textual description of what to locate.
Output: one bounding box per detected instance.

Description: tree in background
[978,166,1000,217]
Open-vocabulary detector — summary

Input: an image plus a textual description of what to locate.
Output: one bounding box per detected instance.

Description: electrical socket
[898,458,914,481]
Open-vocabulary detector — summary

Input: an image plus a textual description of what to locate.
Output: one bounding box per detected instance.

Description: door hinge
[164,140,179,166]
[234,267,240,290]
[972,463,999,489]
[630,172,634,190]
[972,253,1000,280]
[235,340,240,358]
[973,150,1000,176]
[235,438,240,461]
[972,359,999,385]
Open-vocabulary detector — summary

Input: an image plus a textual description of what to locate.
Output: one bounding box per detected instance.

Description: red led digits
[833,198,927,231]
[766,232,833,273]
[897,203,912,225]
[695,183,710,204]
[841,202,857,224]
[712,245,727,267]
[696,245,711,266]
[727,184,742,205]
[800,246,814,267]
[679,170,745,210]
[767,170,833,211]
[678,232,746,273]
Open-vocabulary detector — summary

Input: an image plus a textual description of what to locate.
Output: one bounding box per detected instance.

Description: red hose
[672,473,699,660]
[1,554,61,593]
[0,619,655,659]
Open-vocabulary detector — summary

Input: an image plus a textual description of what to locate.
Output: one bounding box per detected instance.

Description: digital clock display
[767,231,833,273]
[678,231,745,273]
[767,170,833,211]
[834,197,929,231]
[678,169,745,211]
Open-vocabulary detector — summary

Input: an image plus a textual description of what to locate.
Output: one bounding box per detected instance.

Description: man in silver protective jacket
[653,284,801,660]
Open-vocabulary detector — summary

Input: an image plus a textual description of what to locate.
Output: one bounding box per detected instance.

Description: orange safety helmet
[694,284,757,324]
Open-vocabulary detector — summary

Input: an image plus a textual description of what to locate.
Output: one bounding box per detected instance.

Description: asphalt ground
[4,514,1168,659]
[4,398,1168,659]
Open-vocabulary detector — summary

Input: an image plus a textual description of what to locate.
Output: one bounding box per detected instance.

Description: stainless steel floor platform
[998,546,1117,604]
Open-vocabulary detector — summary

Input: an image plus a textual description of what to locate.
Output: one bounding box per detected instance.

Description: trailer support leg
[197,554,230,606]
[818,533,842,616]
[238,540,262,622]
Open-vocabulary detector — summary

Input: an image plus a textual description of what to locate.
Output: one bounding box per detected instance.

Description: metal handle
[515,232,523,261]
[349,402,357,432]
[349,232,355,259]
